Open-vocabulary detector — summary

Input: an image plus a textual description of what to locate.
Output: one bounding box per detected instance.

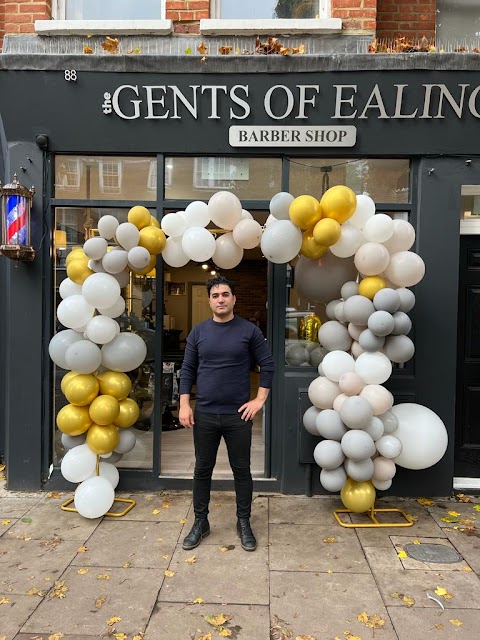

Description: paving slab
[158,543,269,605]
[270,571,398,640]
[444,527,480,573]
[388,606,480,639]
[0,517,18,537]
[0,537,81,595]
[390,536,471,571]
[364,546,480,609]
[20,566,163,637]
[0,496,43,518]
[426,500,479,529]
[144,602,270,640]
[269,495,343,525]
[0,593,43,640]
[114,492,191,521]
[269,523,371,573]
[69,520,183,569]
[14,636,101,640]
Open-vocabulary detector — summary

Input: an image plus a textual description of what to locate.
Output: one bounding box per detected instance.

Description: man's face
[209,284,236,320]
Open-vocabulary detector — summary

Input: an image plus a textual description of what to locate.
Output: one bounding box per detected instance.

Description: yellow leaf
[397,551,407,558]
[48,634,64,640]
[162,504,170,509]
[434,587,447,596]
[474,504,480,511]
[127,48,141,54]
[323,537,337,543]
[196,635,212,640]
[455,494,471,502]
[402,595,415,607]
[152,509,161,515]
[123,562,131,568]
[113,634,128,640]
[107,616,122,626]
[95,595,106,609]
[47,492,62,499]
[204,614,232,627]
[164,570,175,577]
[449,619,463,627]
[83,46,93,54]
[185,556,197,564]
[97,574,110,580]
[49,580,68,600]
[193,597,204,603]
[77,546,88,553]
[162,555,169,560]
[2,520,10,526]
[357,612,369,624]
[441,516,459,523]
[434,624,445,630]
[448,511,460,516]
[417,498,434,506]
[26,587,46,596]
[77,568,89,575]
[463,566,473,572]
[179,519,187,524]
[184,47,192,54]
[133,635,144,640]
[295,637,316,640]
[327,569,334,574]
[0,597,10,604]
[157,538,164,542]
[219,630,232,637]
[413,539,421,545]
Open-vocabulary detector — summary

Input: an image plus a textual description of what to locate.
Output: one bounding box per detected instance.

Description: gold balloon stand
[61,456,136,518]
[333,478,414,528]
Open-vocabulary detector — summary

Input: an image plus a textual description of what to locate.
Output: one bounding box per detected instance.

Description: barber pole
[0,174,35,261]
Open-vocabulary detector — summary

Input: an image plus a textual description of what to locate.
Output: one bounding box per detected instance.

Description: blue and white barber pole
[0,174,35,261]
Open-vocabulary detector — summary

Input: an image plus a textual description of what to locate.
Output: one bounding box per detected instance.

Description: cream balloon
[101,332,147,372]
[330,223,364,258]
[383,251,426,287]
[232,219,263,249]
[354,242,390,276]
[182,227,216,262]
[82,273,121,310]
[59,278,83,299]
[349,194,376,230]
[212,233,243,269]
[382,219,416,253]
[162,236,190,267]
[102,248,129,274]
[184,201,210,228]
[355,351,392,385]
[363,214,394,243]
[98,215,119,240]
[98,295,125,319]
[57,295,95,329]
[83,237,108,260]
[161,212,187,237]
[208,191,243,230]
[261,220,302,264]
[128,246,151,270]
[115,222,140,251]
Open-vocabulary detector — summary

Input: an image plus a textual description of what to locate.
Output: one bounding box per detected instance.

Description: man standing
[179,276,275,552]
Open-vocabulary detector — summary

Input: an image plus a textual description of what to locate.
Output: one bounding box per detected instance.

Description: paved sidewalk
[1,487,480,640]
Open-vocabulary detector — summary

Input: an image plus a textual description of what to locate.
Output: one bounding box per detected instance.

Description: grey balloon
[326,299,342,320]
[343,295,375,326]
[318,321,352,352]
[364,416,385,441]
[303,405,321,435]
[372,478,392,491]
[391,311,412,336]
[344,457,375,482]
[348,323,366,341]
[320,466,347,492]
[107,451,123,464]
[378,410,399,434]
[61,433,87,450]
[341,281,359,300]
[285,343,309,366]
[340,395,373,429]
[313,440,345,470]
[295,253,358,304]
[373,288,401,313]
[383,335,415,363]
[334,301,347,324]
[368,310,395,337]
[341,430,376,461]
[309,345,328,368]
[396,287,416,312]
[359,328,386,352]
[316,409,348,441]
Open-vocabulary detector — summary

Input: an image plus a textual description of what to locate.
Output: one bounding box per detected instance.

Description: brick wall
[332,0,377,33]
[4,0,51,36]
[376,0,436,41]
[230,260,269,337]
[0,1,5,52]
[166,0,209,35]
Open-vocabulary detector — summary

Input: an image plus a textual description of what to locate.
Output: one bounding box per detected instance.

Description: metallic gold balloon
[289,195,323,230]
[313,218,342,247]
[300,229,329,260]
[114,398,140,429]
[89,395,120,426]
[131,254,156,276]
[320,185,357,224]
[340,477,376,513]
[150,215,160,228]
[61,371,79,396]
[138,226,167,255]
[86,424,119,455]
[56,404,92,436]
[128,205,151,230]
[358,276,387,300]
[96,371,132,401]
[299,313,321,343]
[65,248,86,267]
[67,257,94,285]
[64,374,100,406]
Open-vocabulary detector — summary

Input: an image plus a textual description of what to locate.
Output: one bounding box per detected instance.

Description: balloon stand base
[334,506,414,528]
[61,497,136,518]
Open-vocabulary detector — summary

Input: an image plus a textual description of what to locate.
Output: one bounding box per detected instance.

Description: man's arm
[239,386,270,421]
[178,329,198,429]
[238,326,275,421]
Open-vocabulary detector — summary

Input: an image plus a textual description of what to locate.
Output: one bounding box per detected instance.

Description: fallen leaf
[449,619,463,626]
[413,539,421,545]
[133,635,144,640]
[197,42,208,55]
[474,505,480,511]
[219,46,233,55]
[417,498,434,506]
[83,46,93,54]
[152,509,161,515]
[101,36,119,54]
[357,612,385,628]
[185,556,197,564]
[327,569,333,574]
[113,634,127,640]
[162,555,169,560]
[402,595,415,607]
[21,517,32,524]
[0,597,10,604]
[397,551,407,558]
[47,492,62,499]
[49,580,68,600]
[184,47,192,54]
[48,634,64,640]
[441,516,459,523]
[323,537,337,543]
[127,48,141,54]
[179,519,187,524]
[77,568,89,575]
[219,630,232,637]
[77,546,88,553]
[448,511,460,517]
[1,520,10,526]
[455,494,471,503]
[204,614,232,627]
[97,574,110,580]
[164,570,175,577]
[295,636,316,640]
[95,595,106,609]
[193,597,204,603]
[26,587,46,596]
[157,538,164,542]
[462,566,473,572]
[162,504,170,509]
[434,624,445,629]
[123,562,131,568]
[219,545,235,552]
[434,587,447,596]
[196,634,212,640]
[107,616,122,626]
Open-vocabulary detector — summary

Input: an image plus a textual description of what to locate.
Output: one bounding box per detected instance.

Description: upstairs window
[55,0,164,20]
[214,0,329,19]
[436,0,480,46]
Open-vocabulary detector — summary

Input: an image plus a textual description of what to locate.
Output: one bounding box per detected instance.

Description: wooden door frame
[187,281,211,334]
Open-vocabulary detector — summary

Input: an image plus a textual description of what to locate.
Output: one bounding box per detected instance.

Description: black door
[455,235,480,478]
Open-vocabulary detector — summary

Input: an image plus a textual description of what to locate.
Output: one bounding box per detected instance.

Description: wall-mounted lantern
[0,174,35,262]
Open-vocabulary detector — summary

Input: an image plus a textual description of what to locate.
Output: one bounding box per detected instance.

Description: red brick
[363,20,377,30]
[19,22,35,32]
[166,10,181,20]
[166,1,187,9]
[193,10,209,20]
[5,12,31,22]
[178,10,194,20]
[19,2,48,13]
[173,22,201,34]
[5,22,21,32]
[188,1,209,9]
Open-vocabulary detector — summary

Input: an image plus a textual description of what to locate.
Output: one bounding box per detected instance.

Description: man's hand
[238,397,265,421]
[179,405,194,428]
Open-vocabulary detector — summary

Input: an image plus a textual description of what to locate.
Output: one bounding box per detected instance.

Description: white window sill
[200,18,342,36]
[35,20,173,36]
[461,218,480,234]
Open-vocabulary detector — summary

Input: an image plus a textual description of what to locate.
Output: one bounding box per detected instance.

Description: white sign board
[229,126,357,147]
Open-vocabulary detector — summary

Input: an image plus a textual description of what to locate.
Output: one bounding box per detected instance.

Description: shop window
[99,160,123,195]
[436,0,480,46]
[55,158,81,192]
[193,157,250,190]
[55,0,165,20]
[213,0,329,19]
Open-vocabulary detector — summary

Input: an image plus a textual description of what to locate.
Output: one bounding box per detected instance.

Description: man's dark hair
[206,275,236,296]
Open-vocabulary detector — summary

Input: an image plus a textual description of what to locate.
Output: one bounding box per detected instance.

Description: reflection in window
[56,158,81,191]
[217,0,324,19]
[437,0,480,46]
[63,0,163,20]
[193,157,250,189]
[99,160,123,194]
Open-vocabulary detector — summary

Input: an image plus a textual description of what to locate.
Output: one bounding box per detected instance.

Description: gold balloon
[67,257,94,285]
[128,205,151,230]
[56,404,92,436]
[131,254,156,276]
[150,215,160,228]
[89,395,120,426]
[320,185,357,224]
[299,313,321,342]
[86,424,119,455]
[340,478,376,513]
[96,371,132,401]
[358,276,387,300]
[114,398,140,429]
[300,229,329,260]
[65,248,86,267]
[289,195,323,230]
[61,371,79,396]
[313,218,342,247]
[64,374,100,406]
[138,226,167,255]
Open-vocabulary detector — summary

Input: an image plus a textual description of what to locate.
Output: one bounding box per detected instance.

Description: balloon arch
[49,187,448,518]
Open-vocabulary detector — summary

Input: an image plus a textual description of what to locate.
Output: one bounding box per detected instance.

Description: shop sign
[229,125,356,147]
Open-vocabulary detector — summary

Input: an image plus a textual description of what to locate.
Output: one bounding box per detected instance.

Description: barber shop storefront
[1,52,480,496]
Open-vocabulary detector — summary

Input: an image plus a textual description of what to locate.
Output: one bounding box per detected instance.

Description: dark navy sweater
[179,316,275,414]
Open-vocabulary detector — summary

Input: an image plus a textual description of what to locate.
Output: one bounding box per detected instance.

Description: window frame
[210,0,331,19]
[52,0,166,21]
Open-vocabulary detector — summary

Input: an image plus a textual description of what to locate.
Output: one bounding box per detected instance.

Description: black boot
[182,518,210,550]
[237,517,257,552]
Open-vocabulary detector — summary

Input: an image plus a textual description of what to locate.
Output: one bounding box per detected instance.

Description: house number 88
[64,70,77,81]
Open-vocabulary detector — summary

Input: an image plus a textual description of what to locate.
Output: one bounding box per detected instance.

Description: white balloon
[128,246,151,270]
[208,191,243,230]
[98,215,119,240]
[59,278,83,299]
[341,430,376,461]
[308,376,341,409]
[363,214,394,243]
[83,237,108,260]
[303,405,321,435]
[162,236,190,268]
[116,222,140,251]
[269,192,294,220]
[212,233,243,269]
[49,329,84,369]
[383,251,426,287]
[354,242,390,276]
[88,259,106,273]
[349,194,376,230]
[232,219,263,249]
[65,339,102,374]
[182,227,216,262]
[82,273,121,310]
[330,223,364,258]
[320,466,347,492]
[355,351,392,385]
[85,316,119,344]
[382,219,415,253]
[161,212,187,237]
[98,295,125,319]
[101,332,147,372]
[102,248,129,274]
[392,403,448,470]
[184,201,210,228]
[373,456,396,481]
[344,457,374,482]
[115,428,137,454]
[88,461,119,489]
[261,220,302,264]
[57,295,95,329]
[241,209,253,220]
[376,434,403,459]
[321,351,356,383]
[61,444,97,483]
[372,478,392,491]
[74,476,115,519]
[314,440,345,470]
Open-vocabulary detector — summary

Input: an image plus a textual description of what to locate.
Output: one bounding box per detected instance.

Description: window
[56,158,81,192]
[55,0,165,20]
[214,0,329,19]
[193,157,250,189]
[437,0,480,46]
[99,160,123,195]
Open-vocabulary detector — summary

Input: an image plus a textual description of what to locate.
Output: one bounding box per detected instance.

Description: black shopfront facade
[1,53,480,496]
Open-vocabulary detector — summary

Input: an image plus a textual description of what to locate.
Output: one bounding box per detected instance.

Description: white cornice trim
[200,18,342,36]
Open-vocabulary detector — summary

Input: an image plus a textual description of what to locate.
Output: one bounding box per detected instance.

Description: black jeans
[193,410,253,519]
